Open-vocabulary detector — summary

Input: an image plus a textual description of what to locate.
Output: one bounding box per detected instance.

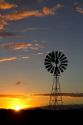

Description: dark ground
[0,107,83,125]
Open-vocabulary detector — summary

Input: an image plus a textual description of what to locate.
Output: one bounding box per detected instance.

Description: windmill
[44,51,68,109]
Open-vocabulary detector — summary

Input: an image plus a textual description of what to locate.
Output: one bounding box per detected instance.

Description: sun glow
[14,105,22,111]
[0,95,46,109]
[9,98,29,110]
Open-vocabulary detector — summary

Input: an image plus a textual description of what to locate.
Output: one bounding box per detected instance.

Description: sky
[0,0,83,109]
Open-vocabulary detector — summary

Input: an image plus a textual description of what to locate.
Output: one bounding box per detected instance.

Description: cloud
[0,42,31,50]
[3,3,64,21]
[16,81,21,85]
[20,27,48,32]
[0,16,8,30]
[21,27,38,32]
[21,56,30,59]
[34,93,83,97]
[33,52,43,55]
[0,31,17,38]
[30,42,43,50]
[0,0,17,30]
[0,0,17,10]
[0,57,17,62]
[0,93,83,100]
[42,4,64,16]
[4,10,41,21]
[36,52,43,55]
[75,3,83,14]
[0,31,30,38]
[0,56,31,63]
[0,3,63,31]
[0,94,30,99]
[0,41,43,51]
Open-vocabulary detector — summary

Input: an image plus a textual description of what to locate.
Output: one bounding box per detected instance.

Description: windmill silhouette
[44,51,68,110]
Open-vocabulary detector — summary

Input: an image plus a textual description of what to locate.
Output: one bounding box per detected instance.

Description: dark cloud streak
[16,81,22,85]
[34,93,83,97]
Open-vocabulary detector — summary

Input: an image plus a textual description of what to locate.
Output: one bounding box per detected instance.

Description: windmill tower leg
[49,75,63,110]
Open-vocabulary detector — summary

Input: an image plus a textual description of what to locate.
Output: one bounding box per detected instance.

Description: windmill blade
[60,65,66,70]
[61,60,68,64]
[46,55,52,60]
[55,51,58,59]
[60,57,67,61]
[50,67,54,74]
[61,63,68,67]
[57,52,62,59]
[48,52,53,58]
[45,64,52,69]
[47,66,53,72]
[58,67,64,73]
[47,52,55,61]
[51,51,55,62]
[52,51,55,58]
[45,58,51,62]
[44,62,51,66]
[61,63,68,66]
[59,54,65,60]
[45,64,52,68]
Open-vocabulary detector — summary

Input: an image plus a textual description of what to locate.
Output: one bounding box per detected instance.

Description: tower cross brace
[49,75,63,110]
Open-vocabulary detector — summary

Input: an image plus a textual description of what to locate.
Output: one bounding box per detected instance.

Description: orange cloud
[4,10,41,21]
[0,3,63,31]
[11,43,32,50]
[0,0,17,30]
[0,57,17,62]
[42,7,55,15]
[0,94,29,99]
[0,42,43,50]
[0,0,17,10]
[3,3,64,21]
[0,16,7,30]
[75,3,83,14]
[0,42,32,50]
[0,56,31,63]
[42,4,64,16]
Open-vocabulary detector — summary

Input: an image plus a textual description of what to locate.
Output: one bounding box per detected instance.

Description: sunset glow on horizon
[0,94,82,109]
[0,95,32,109]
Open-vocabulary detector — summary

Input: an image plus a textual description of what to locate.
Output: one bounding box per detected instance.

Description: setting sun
[15,105,22,111]
[8,98,29,110]
[0,96,34,110]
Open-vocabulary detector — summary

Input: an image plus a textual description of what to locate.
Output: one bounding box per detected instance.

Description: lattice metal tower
[44,51,68,110]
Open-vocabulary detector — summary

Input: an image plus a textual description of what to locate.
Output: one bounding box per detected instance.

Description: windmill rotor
[44,51,68,76]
